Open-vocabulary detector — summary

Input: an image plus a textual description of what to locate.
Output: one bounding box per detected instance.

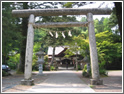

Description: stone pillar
[21,14,35,85]
[87,13,103,85]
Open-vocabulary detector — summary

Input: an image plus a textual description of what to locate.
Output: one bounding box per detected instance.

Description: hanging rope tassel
[55,32,58,38]
[62,32,65,38]
[49,31,53,37]
[68,30,72,37]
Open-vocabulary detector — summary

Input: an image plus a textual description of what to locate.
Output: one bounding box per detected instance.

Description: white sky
[75,1,115,21]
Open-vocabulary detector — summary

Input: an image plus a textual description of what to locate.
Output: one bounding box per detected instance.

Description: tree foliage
[96,31,122,69]
[2,2,122,72]
[114,2,122,38]
[64,34,89,58]
[63,2,94,8]
[2,2,22,64]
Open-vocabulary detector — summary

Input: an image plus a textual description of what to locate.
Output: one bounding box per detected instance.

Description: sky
[75,1,115,21]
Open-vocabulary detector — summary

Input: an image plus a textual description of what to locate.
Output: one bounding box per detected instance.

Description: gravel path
[2,70,95,93]
[2,70,122,93]
[76,70,122,93]
[2,70,50,92]
[24,70,95,93]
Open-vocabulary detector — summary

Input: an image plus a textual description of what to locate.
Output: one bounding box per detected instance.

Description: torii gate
[12,8,112,85]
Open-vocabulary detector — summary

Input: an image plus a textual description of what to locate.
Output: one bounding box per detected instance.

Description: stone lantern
[36,48,45,75]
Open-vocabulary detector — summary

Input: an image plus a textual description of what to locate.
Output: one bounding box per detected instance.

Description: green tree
[103,17,111,31]
[80,17,87,31]
[114,2,122,38]
[17,2,28,73]
[64,34,89,70]
[108,7,120,35]
[63,2,94,8]
[2,2,22,65]
[96,31,122,69]
[94,17,105,33]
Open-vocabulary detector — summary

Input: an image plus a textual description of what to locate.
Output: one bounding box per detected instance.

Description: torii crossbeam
[34,22,88,28]
[12,8,111,17]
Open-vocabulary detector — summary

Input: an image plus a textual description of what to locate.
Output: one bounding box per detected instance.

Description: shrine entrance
[57,59,73,70]
[12,8,112,85]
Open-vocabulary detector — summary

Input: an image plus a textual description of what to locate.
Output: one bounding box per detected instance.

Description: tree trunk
[3,42,7,65]
[50,46,56,66]
[18,2,28,73]
[76,60,78,71]
[3,55,7,65]
[114,2,122,38]
[76,54,78,71]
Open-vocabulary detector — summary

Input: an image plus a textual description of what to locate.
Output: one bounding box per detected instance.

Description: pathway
[24,70,95,93]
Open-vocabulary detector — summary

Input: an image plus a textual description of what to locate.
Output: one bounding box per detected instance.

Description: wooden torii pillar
[12,8,111,85]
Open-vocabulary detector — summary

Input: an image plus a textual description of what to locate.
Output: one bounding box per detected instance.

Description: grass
[89,85,95,88]
[32,70,39,72]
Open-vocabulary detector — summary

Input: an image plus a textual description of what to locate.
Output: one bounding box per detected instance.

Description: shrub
[7,53,20,70]
[50,66,55,71]
[82,64,91,77]
[44,55,48,62]
[90,85,95,88]
[82,71,90,77]
[32,53,38,71]
[99,68,108,76]
[2,70,11,76]
[82,62,108,77]
[78,65,81,70]
[99,61,108,76]
[83,64,87,71]
[7,62,16,70]
[43,62,50,71]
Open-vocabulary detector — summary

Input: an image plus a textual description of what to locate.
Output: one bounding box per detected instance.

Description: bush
[99,61,108,76]
[43,62,50,71]
[82,62,108,77]
[32,53,38,71]
[16,69,24,74]
[83,64,87,72]
[44,55,48,62]
[78,65,81,70]
[82,64,91,77]
[50,66,55,71]
[2,70,11,76]
[7,53,20,70]
[99,68,108,76]
[82,71,90,77]
[7,62,17,70]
